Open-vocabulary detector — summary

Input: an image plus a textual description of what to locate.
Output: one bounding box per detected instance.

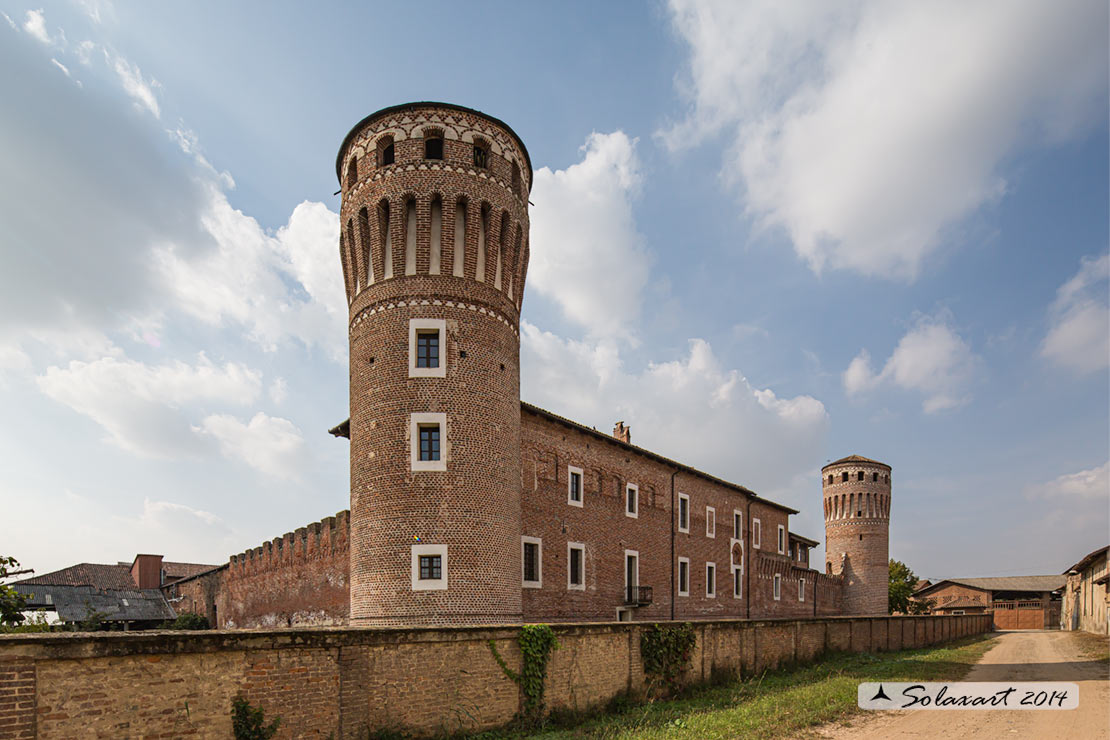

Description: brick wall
[167,511,350,629]
[0,614,991,739]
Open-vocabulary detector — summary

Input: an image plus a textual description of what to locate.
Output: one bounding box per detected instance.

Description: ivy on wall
[640,623,696,695]
[488,624,560,723]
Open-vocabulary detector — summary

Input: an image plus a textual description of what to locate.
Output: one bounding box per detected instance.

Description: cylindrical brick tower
[336,102,531,625]
[821,455,891,616]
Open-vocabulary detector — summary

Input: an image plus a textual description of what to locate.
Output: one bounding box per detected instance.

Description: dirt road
[815,631,1109,740]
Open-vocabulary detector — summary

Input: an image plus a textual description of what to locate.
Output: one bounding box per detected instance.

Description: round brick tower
[336,102,531,625]
[821,455,891,616]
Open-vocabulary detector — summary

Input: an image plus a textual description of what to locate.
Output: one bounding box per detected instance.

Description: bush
[164,612,210,630]
[231,695,280,740]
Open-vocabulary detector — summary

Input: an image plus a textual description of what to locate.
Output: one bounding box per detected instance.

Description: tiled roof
[12,584,175,622]
[934,598,990,610]
[16,563,135,589]
[823,454,890,469]
[15,560,218,589]
[789,533,820,547]
[916,575,1065,596]
[1063,545,1108,575]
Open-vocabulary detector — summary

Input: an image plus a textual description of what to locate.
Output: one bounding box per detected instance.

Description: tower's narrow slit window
[453,199,467,277]
[473,141,488,168]
[568,543,585,590]
[567,466,583,506]
[522,537,541,587]
[379,136,394,166]
[429,196,442,275]
[347,157,358,189]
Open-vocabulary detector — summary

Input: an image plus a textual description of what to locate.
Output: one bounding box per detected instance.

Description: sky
[1,0,1107,584]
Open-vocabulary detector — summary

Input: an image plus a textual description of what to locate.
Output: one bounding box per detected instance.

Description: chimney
[612,421,631,444]
[130,554,164,589]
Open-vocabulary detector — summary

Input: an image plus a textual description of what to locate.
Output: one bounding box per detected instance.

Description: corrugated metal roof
[12,584,175,622]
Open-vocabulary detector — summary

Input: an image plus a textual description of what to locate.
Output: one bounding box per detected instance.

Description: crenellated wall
[0,614,992,739]
[167,511,350,629]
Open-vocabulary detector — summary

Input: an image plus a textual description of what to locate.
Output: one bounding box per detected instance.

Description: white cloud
[36,353,262,457]
[111,54,160,118]
[521,321,827,495]
[843,315,977,412]
[154,189,346,360]
[664,0,1108,279]
[268,377,288,404]
[1042,253,1109,374]
[195,412,307,480]
[1,11,15,29]
[74,39,95,65]
[74,0,113,25]
[50,58,70,77]
[528,131,650,339]
[1026,461,1109,500]
[23,9,50,44]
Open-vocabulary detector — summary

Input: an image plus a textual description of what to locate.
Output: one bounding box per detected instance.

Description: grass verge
[478,634,996,740]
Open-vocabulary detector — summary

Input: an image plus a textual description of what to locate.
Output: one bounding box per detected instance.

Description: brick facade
[0,615,991,739]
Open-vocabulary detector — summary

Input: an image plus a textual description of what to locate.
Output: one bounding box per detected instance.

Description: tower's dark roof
[822,454,890,470]
[336,101,533,184]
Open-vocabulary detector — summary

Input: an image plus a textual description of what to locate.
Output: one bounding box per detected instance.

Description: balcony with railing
[624,585,652,607]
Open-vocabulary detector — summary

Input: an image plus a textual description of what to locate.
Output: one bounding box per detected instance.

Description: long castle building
[166,103,890,627]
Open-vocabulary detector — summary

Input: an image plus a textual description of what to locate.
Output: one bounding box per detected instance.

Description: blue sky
[2,0,1106,583]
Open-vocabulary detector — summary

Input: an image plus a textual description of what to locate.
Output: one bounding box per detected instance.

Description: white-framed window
[752,518,761,549]
[733,510,743,541]
[732,566,742,599]
[773,572,781,601]
[626,483,638,518]
[952,609,965,615]
[677,493,690,533]
[410,413,447,471]
[799,577,806,602]
[567,542,585,590]
[777,525,785,554]
[678,557,690,596]
[706,562,716,598]
[624,549,639,603]
[408,318,446,378]
[567,465,584,507]
[522,536,542,588]
[411,544,447,590]
[706,506,715,538]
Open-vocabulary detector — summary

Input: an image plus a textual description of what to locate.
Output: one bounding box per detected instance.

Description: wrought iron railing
[625,585,653,606]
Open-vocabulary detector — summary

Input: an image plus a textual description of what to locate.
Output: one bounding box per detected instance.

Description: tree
[889,558,932,614]
[0,556,28,627]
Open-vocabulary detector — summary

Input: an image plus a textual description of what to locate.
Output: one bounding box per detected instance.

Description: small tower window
[511,160,522,196]
[424,134,444,160]
[410,412,446,471]
[419,426,440,461]
[884,474,889,484]
[828,474,834,485]
[416,331,439,368]
[419,554,442,580]
[473,141,489,168]
[873,472,879,482]
[842,472,849,482]
[379,136,395,166]
[347,157,358,188]
[857,471,864,481]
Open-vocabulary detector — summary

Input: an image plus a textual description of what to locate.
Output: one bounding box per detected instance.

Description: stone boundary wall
[0,614,991,739]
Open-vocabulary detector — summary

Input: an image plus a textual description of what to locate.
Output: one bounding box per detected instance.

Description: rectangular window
[567,466,584,507]
[624,550,639,604]
[419,426,440,461]
[678,557,690,596]
[522,536,542,588]
[473,144,488,168]
[678,493,690,533]
[626,483,638,518]
[733,567,742,599]
[409,319,447,378]
[419,555,441,580]
[752,518,761,549]
[799,577,806,602]
[733,510,742,541]
[410,413,447,471]
[706,562,716,598]
[773,573,781,601]
[424,137,443,160]
[567,542,585,590]
[706,506,715,538]
[411,544,447,590]
[416,331,439,368]
[777,525,785,554]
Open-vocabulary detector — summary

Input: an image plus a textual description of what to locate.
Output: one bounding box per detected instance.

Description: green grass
[479,634,997,740]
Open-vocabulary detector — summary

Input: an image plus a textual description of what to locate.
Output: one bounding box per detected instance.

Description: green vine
[640,623,696,695]
[488,624,560,722]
